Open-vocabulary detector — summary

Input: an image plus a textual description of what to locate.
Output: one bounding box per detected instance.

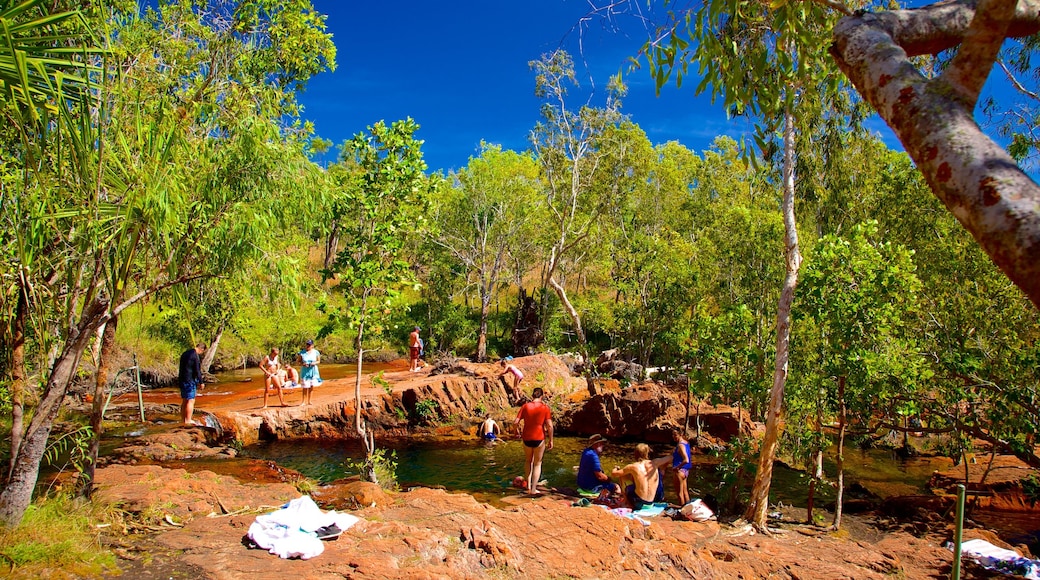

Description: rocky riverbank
[92,456,1034,579]
[81,353,1039,578]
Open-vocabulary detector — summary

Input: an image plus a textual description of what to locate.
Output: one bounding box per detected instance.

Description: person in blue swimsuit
[479,416,501,442]
[671,429,693,506]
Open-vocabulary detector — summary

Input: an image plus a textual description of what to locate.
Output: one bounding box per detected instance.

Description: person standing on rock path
[514,387,553,495]
[260,347,286,408]
[408,326,423,372]
[178,343,206,426]
[298,339,322,406]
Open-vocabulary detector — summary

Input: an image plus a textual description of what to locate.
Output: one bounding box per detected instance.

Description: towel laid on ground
[956,539,1040,580]
[596,505,651,526]
[247,496,360,560]
[632,502,668,517]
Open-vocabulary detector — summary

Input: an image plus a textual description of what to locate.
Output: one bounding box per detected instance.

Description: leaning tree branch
[830,0,1040,309]
[939,0,1017,108]
[961,423,1040,469]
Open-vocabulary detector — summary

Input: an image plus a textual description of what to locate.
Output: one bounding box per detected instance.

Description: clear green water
[240,436,950,505]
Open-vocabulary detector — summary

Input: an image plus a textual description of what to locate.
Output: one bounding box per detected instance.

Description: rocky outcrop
[94,463,961,579]
[556,381,755,445]
[156,353,757,448]
[929,453,1040,512]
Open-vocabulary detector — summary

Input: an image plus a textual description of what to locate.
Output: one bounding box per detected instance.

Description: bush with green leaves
[347,448,398,491]
[413,399,439,424]
[713,436,758,515]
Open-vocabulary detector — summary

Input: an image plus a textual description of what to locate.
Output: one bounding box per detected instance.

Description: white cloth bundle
[247,496,360,560]
[957,538,1040,580]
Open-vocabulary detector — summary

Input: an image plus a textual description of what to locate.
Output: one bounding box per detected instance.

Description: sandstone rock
[342,481,390,507]
[94,464,299,522]
[109,468,959,579]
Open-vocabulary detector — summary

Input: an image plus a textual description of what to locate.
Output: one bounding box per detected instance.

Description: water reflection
[241,437,948,508]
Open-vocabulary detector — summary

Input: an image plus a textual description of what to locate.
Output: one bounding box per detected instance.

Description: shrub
[0,493,118,577]
[413,399,439,424]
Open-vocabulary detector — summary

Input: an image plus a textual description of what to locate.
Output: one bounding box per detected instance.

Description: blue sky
[294,2,1034,176]
[299,0,758,173]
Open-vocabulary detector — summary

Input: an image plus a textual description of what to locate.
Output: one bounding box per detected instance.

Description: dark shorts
[625,484,653,511]
[484,433,497,440]
[409,346,420,360]
[180,379,198,400]
[523,439,544,448]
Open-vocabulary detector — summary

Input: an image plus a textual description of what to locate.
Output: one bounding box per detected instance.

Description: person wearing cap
[298,339,321,405]
[408,326,422,372]
[577,434,619,495]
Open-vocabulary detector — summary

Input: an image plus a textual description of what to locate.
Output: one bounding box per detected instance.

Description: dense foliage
[0,0,1036,532]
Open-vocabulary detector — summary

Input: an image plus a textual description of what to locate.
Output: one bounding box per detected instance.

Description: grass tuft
[0,492,119,578]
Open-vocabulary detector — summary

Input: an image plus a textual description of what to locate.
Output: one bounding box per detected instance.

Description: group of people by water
[181,338,694,511]
[176,339,323,425]
[498,379,695,510]
[258,340,323,408]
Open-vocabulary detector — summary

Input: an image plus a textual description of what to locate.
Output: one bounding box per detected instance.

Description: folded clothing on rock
[956,538,1040,580]
[247,496,360,560]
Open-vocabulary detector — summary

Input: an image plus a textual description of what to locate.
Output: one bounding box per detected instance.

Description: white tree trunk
[744,105,802,529]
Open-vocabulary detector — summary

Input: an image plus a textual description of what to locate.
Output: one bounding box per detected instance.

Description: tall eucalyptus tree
[528,49,627,352]
[630,0,855,528]
[433,144,542,361]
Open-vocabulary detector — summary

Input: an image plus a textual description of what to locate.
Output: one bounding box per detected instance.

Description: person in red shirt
[514,387,553,495]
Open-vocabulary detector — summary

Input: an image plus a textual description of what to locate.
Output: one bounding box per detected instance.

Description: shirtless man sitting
[611,443,670,510]
[279,362,300,389]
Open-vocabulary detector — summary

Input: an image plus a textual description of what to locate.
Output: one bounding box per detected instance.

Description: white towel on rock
[957,538,1040,580]
[247,496,361,560]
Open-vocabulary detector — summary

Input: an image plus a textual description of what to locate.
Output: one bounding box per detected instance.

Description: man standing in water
[514,387,553,495]
[178,343,206,426]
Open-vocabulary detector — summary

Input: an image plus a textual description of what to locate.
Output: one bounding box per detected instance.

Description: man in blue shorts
[178,343,206,425]
[612,443,669,510]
